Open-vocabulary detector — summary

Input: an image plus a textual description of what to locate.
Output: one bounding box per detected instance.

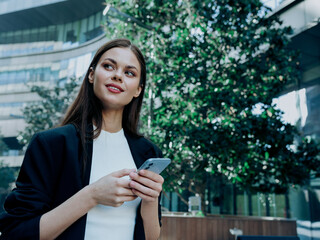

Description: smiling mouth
[106,84,124,93]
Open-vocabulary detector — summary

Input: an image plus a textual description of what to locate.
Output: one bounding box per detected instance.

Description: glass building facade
[0,0,108,158]
[0,11,105,56]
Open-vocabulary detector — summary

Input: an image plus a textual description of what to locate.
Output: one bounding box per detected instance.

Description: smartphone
[137,158,171,174]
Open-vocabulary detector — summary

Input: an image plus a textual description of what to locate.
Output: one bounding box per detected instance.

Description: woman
[0,39,164,240]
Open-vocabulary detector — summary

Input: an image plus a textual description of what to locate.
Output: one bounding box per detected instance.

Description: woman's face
[89,47,142,110]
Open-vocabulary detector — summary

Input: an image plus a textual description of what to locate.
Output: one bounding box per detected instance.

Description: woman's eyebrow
[126,65,138,71]
[103,58,138,71]
[103,58,117,64]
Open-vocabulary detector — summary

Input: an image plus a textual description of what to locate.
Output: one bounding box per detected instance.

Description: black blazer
[0,124,163,239]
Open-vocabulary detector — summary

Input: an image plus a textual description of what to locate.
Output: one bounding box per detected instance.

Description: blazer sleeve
[155,145,163,227]
[133,141,164,240]
[0,133,60,240]
[147,142,163,227]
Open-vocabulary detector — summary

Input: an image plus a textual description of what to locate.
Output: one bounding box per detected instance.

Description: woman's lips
[106,84,124,93]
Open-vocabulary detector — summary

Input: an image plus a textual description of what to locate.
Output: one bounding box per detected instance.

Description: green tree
[104,0,320,212]
[18,78,80,146]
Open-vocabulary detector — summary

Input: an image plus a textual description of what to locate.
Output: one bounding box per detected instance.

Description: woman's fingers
[110,195,138,207]
[129,171,163,191]
[112,168,136,178]
[118,195,138,203]
[115,177,135,189]
[130,173,157,189]
[115,185,136,196]
[129,179,161,198]
[131,189,158,202]
[137,170,164,184]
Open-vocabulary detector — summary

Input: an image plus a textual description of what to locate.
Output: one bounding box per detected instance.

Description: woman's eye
[126,71,136,77]
[104,64,113,70]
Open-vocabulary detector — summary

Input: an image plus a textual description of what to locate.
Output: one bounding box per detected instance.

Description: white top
[84,129,141,240]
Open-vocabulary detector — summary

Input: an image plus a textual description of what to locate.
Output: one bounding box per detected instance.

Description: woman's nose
[112,70,122,82]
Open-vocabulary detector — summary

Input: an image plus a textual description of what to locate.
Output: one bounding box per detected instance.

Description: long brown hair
[61,39,146,167]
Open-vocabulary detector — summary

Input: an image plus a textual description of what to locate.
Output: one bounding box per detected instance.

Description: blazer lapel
[82,124,93,186]
[125,132,155,169]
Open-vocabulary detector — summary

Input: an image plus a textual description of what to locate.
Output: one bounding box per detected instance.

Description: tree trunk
[233,184,237,215]
[265,194,270,217]
[207,174,211,213]
[285,192,291,218]
[219,178,224,214]
[248,191,253,216]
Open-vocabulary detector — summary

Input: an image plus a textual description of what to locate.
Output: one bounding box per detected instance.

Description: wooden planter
[159,214,297,240]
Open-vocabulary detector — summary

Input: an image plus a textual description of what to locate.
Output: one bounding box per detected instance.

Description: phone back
[138,158,171,174]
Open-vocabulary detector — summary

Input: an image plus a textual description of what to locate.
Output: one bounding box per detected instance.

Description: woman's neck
[101,109,123,133]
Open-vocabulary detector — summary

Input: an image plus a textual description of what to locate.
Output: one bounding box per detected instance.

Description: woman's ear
[134,85,142,98]
[88,67,94,83]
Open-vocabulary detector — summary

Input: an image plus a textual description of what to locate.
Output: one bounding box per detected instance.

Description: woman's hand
[129,169,163,239]
[128,170,164,202]
[90,168,138,207]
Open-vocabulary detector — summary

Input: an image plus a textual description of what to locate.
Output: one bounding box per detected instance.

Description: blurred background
[0,0,319,239]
